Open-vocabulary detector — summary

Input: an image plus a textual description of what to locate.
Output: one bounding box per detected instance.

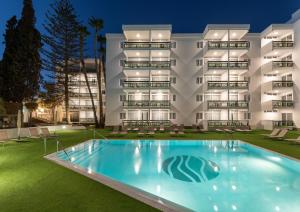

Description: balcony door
[282,113,293,121]
[141,110,149,120]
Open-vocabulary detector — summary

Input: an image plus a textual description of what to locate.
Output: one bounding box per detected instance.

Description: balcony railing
[207,61,249,70]
[272,81,293,89]
[272,61,294,68]
[208,120,249,128]
[272,120,294,128]
[122,81,171,89]
[121,60,171,69]
[207,81,249,90]
[122,120,171,127]
[69,105,94,110]
[69,93,97,98]
[207,100,249,109]
[208,41,250,49]
[123,100,171,108]
[69,81,97,86]
[79,118,95,123]
[121,42,171,50]
[272,100,294,109]
[272,41,294,48]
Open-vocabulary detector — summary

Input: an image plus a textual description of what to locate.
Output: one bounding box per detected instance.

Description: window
[120,94,126,101]
[173,94,176,101]
[171,42,176,48]
[170,112,176,119]
[119,79,124,87]
[196,77,203,84]
[196,94,203,102]
[244,112,251,120]
[120,113,126,119]
[196,113,203,120]
[197,41,203,48]
[196,59,203,66]
[170,77,176,84]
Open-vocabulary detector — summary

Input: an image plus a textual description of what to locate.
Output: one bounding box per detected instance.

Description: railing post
[43,137,47,155]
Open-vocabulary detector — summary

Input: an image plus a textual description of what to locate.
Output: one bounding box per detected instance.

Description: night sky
[1,0,300,58]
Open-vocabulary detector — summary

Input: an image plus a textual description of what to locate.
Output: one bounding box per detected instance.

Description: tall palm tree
[97,34,106,127]
[78,26,99,127]
[89,17,104,128]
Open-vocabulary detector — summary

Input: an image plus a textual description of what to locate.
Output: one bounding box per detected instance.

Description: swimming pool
[47,140,300,211]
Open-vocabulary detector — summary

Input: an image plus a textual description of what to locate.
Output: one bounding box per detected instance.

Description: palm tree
[78,25,99,127]
[89,17,104,128]
[97,34,106,127]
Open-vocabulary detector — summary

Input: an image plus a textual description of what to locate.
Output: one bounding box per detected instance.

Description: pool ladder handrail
[56,138,72,162]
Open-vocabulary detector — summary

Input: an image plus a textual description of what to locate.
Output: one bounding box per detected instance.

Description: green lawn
[1,128,300,212]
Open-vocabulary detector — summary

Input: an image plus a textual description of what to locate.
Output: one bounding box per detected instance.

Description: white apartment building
[66,59,105,124]
[105,9,300,130]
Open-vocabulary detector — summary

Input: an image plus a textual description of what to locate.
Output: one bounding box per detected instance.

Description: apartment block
[105,9,300,130]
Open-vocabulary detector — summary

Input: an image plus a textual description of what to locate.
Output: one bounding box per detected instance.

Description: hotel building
[105,9,300,130]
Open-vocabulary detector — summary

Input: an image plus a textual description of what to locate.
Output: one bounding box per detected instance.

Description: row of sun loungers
[0,127,57,147]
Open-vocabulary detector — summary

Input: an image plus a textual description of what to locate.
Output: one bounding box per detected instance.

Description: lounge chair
[268,129,288,139]
[0,130,9,147]
[40,127,57,138]
[111,126,119,135]
[216,129,224,132]
[138,127,145,136]
[159,124,165,132]
[169,125,176,135]
[224,129,234,133]
[261,128,281,137]
[178,124,185,135]
[236,128,252,132]
[120,126,128,135]
[29,127,40,138]
[285,136,300,144]
[173,124,179,133]
[147,126,155,136]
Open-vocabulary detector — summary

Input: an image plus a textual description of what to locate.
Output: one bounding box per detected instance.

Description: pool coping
[45,139,300,211]
[45,139,192,212]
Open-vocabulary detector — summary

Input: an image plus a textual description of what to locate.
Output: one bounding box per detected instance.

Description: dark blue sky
[1,0,300,58]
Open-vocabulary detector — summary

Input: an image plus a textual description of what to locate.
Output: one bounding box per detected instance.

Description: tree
[78,26,99,127]
[89,17,104,128]
[97,34,106,128]
[42,0,80,124]
[0,98,6,115]
[25,101,38,125]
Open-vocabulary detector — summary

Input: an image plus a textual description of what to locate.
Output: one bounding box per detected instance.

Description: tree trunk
[98,58,104,128]
[93,29,101,128]
[64,60,70,124]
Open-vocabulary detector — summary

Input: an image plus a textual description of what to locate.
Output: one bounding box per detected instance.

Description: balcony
[121,42,171,50]
[123,100,171,108]
[272,120,294,128]
[207,41,250,50]
[121,60,171,70]
[272,81,293,89]
[69,105,94,110]
[207,100,249,109]
[208,120,249,128]
[79,118,95,123]
[122,81,170,89]
[272,61,294,69]
[272,100,294,109]
[69,81,97,86]
[122,120,170,127]
[272,41,294,49]
[207,81,249,90]
[69,93,97,98]
[207,61,249,70]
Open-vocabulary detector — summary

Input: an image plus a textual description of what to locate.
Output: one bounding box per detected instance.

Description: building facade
[105,10,300,130]
[66,59,105,124]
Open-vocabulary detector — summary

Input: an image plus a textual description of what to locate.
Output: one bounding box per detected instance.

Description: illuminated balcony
[122,81,170,89]
[262,41,294,56]
[207,41,250,50]
[121,60,171,70]
[207,81,249,90]
[207,100,249,109]
[69,105,94,110]
[208,120,249,128]
[207,61,249,70]
[69,81,97,86]
[262,61,294,75]
[121,42,171,50]
[123,100,171,108]
[272,41,294,48]
[122,120,170,127]
[272,120,294,128]
[272,81,293,89]
[69,93,97,98]
[272,100,294,109]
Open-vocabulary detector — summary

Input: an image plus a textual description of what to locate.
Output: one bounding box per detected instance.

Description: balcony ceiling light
[214,33,218,37]
[274,51,278,55]
[213,52,218,56]
[136,33,140,38]
[275,71,279,74]
[136,52,140,56]
[213,71,217,74]
[158,52,162,56]
[158,70,161,74]
[136,72,139,76]
[232,32,237,37]
[274,31,279,35]
[231,52,236,56]
[158,33,162,38]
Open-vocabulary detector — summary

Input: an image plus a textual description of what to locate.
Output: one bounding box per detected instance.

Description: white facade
[67,59,105,124]
[105,10,300,130]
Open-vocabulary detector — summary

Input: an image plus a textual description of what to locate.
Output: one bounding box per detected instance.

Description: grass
[1,128,300,212]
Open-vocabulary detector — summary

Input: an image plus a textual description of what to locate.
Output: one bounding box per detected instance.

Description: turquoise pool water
[56,140,300,211]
